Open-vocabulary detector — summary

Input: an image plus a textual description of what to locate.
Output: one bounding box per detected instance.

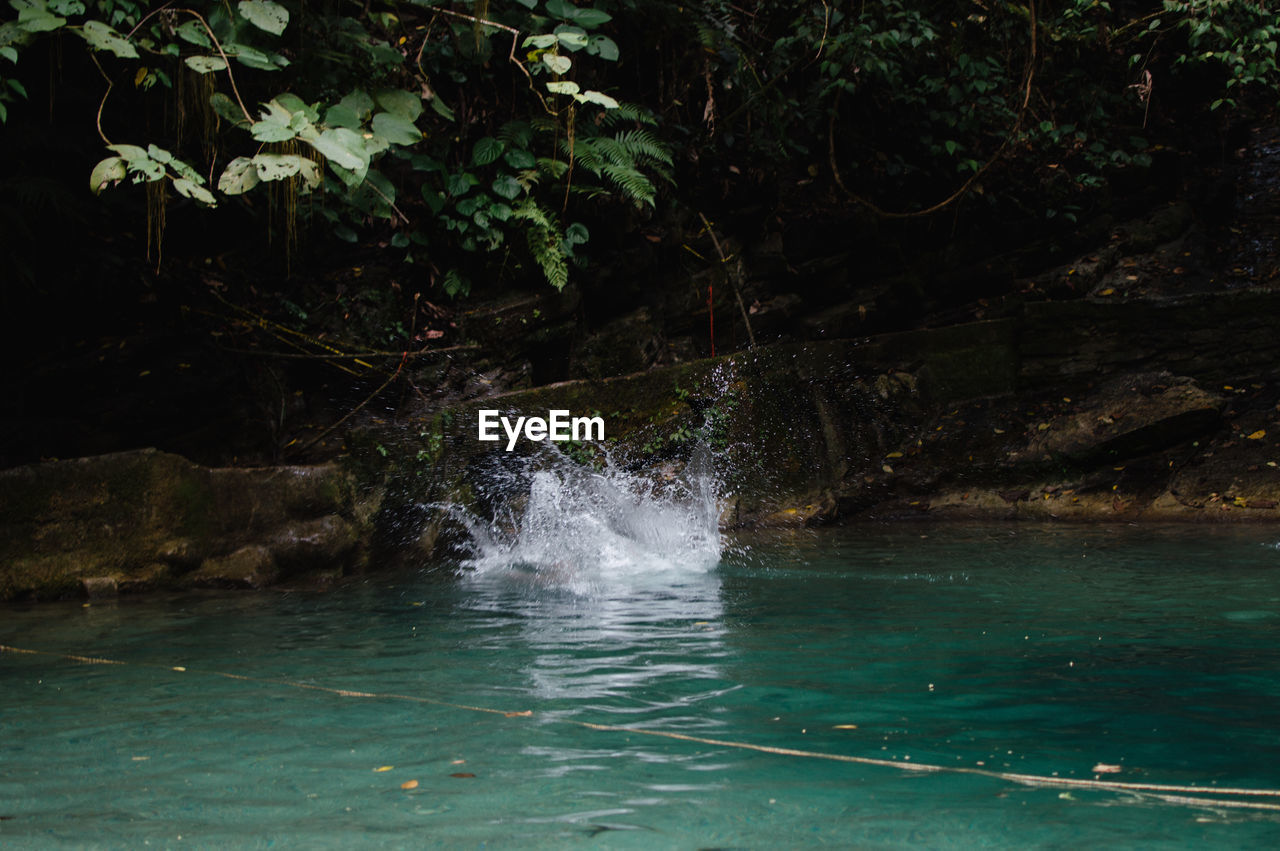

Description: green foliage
[657,0,1280,223]
[0,0,673,295]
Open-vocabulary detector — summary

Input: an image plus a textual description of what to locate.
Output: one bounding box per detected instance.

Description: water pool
[4,524,1280,848]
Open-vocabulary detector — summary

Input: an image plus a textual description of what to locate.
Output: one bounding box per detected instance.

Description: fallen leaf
[1092,763,1122,774]
[451,759,466,765]
[1247,429,1266,440]
[504,710,533,717]
[400,780,419,790]
[450,772,476,779]
[886,451,903,458]
[374,765,394,773]
[832,724,858,729]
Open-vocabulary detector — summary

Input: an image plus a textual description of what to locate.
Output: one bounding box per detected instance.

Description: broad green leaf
[324,103,362,129]
[218,157,260,194]
[421,186,446,214]
[258,98,292,124]
[229,43,287,71]
[238,0,289,36]
[145,144,173,164]
[338,90,374,121]
[129,158,164,181]
[47,0,83,13]
[89,155,126,193]
[488,202,513,221]
[374,88,423,122]
[503,149,535,169]
[523,34,557,49]
[555,27,588,50]
[17,8,65,34]
[327,161,369,188]
[545,81,580,96]
[80,20,138,58]
[0,46,18,64]
[175,20,211,47]
[587,35,618,61]
[471,136,504,166]
[274,93,318,122]
[576,90,619,108]
[168,156,202,182]
[184,55,226,74]
[446,172,476,197]
[253,152,302,181]
[545,0,611,27]
[361,133,389,157]
[491,174,523,200]
[107,143,149,162]
[7,77,26,98]
[542,54,571,75]
[428,96,456,122]
[287,110,315,134]
[250,117,295,143]
[371,111,421,145]
[172,177,217,205]
[308,127,368,172]
[297,157,321,191]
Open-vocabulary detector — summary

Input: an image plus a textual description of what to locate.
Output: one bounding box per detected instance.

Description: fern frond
[601,163,655,207]
[568,185,611,200]
[616,129,674,167]
[597,102,658,128]
[512,199,570,290]
[563,139,606,175]
[536,157,571,179]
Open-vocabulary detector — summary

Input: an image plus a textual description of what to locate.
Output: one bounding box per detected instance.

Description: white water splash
[448,445,724,592]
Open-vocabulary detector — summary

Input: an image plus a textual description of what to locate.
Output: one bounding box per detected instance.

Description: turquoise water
[4,524,1280,848]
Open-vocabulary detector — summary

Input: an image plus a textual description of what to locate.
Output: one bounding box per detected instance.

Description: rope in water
[5,643,1280,811]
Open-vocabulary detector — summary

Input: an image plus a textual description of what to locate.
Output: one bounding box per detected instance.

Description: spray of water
[441,443,724,593]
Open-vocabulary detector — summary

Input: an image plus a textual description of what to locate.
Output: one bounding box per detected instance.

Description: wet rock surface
[0,449,370,601]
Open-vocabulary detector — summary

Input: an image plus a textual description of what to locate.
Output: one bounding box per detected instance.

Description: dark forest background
[1,0,1276,466]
